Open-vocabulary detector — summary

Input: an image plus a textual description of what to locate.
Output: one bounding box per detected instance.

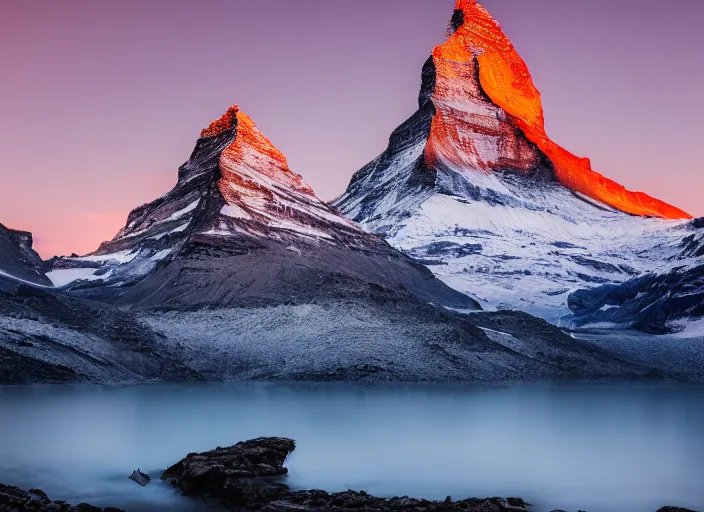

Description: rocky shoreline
[1,437,698,512]
[0,483,122,511]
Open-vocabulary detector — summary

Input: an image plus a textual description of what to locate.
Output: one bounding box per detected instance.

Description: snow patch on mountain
[341,164,694,324]
[46,268,102,287]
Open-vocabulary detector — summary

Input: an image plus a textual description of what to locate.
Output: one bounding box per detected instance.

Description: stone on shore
[0,483,122,512]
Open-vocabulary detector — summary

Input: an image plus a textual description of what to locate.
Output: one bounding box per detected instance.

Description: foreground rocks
[161,437,525,511]
[2,438,698,511]
[162,437,701,512]
[162,437,296,509]
[0,483,122,512]
[260,492,529,512]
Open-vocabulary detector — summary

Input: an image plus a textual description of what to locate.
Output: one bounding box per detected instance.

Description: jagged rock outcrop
[163,437,295,508]
[333,0,699,328]
[0,224,51,290]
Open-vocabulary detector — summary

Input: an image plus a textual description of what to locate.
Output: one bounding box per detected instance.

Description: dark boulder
[162,437,295,508]
[0,483,122,512]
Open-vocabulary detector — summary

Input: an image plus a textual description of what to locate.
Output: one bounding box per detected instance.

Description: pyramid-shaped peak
[201,105,240,138]
[216,106,316,200]
[427,0,691,219]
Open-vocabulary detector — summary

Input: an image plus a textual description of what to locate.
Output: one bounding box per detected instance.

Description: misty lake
[0,383,703,512]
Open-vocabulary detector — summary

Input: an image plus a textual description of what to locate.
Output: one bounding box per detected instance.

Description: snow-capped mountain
[50,105,476,311]
[333,0,702,331]
[26,104,657,382]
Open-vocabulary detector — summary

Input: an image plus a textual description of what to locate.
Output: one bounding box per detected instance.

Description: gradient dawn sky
[1,0,703,257]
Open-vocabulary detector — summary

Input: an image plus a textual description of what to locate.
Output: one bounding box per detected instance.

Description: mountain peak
[201,104,240,138]
[429,0,691,220]
[218,108,316,203]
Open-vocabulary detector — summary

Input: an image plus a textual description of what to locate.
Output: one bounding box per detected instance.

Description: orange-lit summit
[201,105,316,208]
[426,0,691,220]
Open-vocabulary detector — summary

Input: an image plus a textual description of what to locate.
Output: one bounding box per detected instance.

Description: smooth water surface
[0,383,703,512]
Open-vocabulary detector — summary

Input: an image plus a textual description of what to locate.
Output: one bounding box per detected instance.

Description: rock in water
[162,437,532,511]
[128,469,151,487]
[163,437,295,509]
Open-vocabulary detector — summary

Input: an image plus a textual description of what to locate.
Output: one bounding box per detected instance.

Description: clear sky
[1,0,702,258]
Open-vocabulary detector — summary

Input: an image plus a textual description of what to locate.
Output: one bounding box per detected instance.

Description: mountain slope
[36,105,655,382]
[333,0,700,328]
[0,223,200,384]
[0,283,200,384]
[50,105,477,312]
[569,219,704,332]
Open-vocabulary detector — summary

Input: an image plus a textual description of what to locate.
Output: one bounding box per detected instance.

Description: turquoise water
[0,382,702,512]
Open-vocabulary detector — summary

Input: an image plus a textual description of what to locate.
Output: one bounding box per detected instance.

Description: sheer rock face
[0,224,50,289]
[427,11,543,177]
[335,0,692,222]
[431,1,690,220]
[333,1,699,328]
[217,106,316,202]
[48,105,478,313]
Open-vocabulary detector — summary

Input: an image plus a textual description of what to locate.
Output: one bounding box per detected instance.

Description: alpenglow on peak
[426,0,691,219]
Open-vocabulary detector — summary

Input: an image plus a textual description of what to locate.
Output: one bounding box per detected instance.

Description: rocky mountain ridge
[0,103,660,384]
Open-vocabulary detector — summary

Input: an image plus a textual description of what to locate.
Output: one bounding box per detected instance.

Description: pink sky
[1,0,702,258]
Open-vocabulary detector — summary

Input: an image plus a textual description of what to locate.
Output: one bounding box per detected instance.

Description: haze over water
[0,382,702,512]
